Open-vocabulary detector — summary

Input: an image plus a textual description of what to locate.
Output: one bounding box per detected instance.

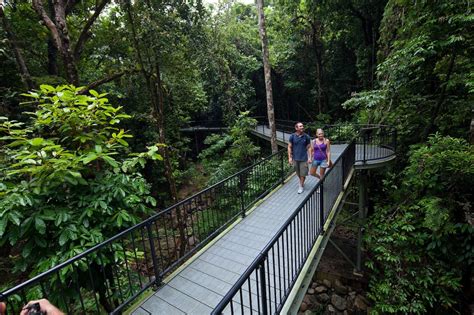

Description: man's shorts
[311,159,328,168]
[294,160,309,177]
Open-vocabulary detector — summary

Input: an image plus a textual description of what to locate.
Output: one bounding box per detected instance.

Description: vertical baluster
[259,260,268,315]
[146,223,161,286]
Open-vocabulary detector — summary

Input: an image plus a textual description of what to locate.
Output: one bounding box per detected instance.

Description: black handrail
[212,140,356,314]
[254,119,396,163]
[0,149,293,314]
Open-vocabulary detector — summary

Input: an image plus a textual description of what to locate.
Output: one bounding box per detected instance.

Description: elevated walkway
[133,145,350,314]
[1,122,395,315]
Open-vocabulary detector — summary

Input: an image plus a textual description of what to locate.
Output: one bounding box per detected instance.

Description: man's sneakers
[297,186,304,194]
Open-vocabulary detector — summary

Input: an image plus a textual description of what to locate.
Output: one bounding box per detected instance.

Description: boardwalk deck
[132,145,349,314]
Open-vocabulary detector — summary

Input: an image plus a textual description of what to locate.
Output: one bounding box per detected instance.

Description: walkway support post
[239,173,245,218]
[280,151,285,185]
[356,170,367,273]
[319,181,324,234]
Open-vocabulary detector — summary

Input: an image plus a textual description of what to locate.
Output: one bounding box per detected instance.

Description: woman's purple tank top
[313,140,327,160]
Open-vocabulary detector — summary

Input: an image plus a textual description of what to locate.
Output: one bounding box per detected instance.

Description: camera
[24,303,46,315]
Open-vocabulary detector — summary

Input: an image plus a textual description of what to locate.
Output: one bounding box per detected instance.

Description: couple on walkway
[288,122,331,194]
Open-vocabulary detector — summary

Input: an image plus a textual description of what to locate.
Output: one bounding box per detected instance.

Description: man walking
[288,122,312,193]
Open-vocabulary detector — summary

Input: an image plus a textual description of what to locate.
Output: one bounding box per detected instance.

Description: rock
[331,294,347,311]
[317,293,330,303]
[349,291,356,298]
[354,295,368,311]
[315,285,327,293]
[309,294,320,306]
[304,311,315,315]
[307,288,315,295]
[343,311,349,315]
[345,295,354,310]
[323,279,332,288]
[327,304,336,314]
[312,282,318,289]
[334,281,348,295]
[300,302,308,312]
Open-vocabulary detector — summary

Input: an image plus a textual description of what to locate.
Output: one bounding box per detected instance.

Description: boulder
[317,293,330,303]
[300,302,308,312]
[322,279,332,288]
[307,288,315,295]
[354,295,368,311]
[331,294,347,311]
[326,304,337,314]
[334,280,348,295]
[315,285,328,294]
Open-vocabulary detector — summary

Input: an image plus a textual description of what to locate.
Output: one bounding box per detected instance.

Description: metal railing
[211,140,356,315]
[254,118,396,164]
[0,150,293,314]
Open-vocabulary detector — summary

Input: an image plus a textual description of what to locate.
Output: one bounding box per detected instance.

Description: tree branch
[73,0,110,61]
[78,69,137,94]
[32,0,61,50]
[0,4,34,89]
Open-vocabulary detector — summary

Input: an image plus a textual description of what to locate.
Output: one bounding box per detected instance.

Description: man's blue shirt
[289,133,311,161]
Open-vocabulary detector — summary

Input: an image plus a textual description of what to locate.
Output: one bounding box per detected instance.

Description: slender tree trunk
[47,38,58,75]
[0,5,34,89]
[46,0,58,75]
[256,0,278,153]
[125,3,186,256]
[311,26,324,115]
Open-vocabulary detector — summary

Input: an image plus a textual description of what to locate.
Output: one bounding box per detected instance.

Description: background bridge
[0,123,395,315]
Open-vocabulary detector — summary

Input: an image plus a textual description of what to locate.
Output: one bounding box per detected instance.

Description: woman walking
[310,128,331,179]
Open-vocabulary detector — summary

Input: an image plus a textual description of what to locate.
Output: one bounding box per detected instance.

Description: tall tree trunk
[311,22,324,115]
[46,0,58,75]
[125,2,186,256]
[47,37,58,75]
[32,0,109,85]
[32,0,79,84]
[256,0,278,153]
[0,5,34,90]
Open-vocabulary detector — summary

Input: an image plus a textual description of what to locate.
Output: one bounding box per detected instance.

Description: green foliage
[0,85,159,279]
[360,0,472,142]
[199,111,260,184]
[365,134,474,313]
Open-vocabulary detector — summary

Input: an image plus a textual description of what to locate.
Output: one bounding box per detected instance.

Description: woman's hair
[316,128,324,135]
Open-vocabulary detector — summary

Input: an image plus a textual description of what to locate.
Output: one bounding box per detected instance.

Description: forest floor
[177,163,209,200]
[316,223,369,289]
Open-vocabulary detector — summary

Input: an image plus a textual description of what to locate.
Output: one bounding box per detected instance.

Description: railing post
[146,223,162,286]
[239,172,245,218]
[319,181,324,234]
[341,155,345,188]
[259,259,268,315]
[280,151,285,185]
[362,130,367,164]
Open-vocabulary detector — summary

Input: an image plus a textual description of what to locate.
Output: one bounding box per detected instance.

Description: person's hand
[288,157,293,165]
[307,159,312,164]
[20,299,64,315]
[0,302,6,315]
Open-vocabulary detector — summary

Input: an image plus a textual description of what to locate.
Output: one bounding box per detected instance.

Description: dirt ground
[315,223,369,290]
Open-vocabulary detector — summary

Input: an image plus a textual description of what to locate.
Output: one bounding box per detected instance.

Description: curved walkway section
[251,125,396,169]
